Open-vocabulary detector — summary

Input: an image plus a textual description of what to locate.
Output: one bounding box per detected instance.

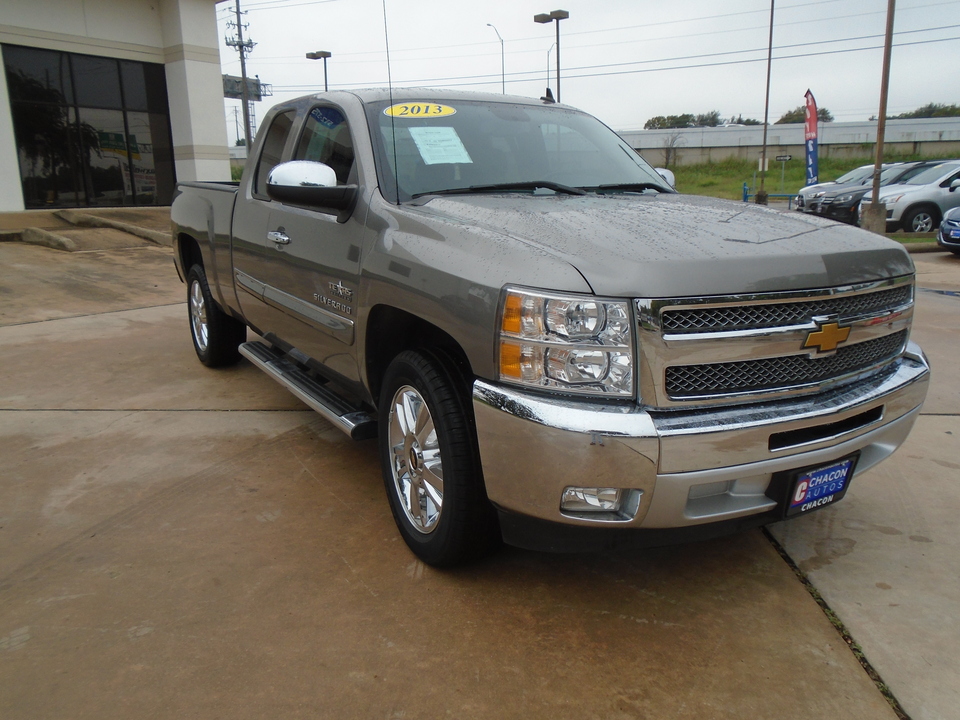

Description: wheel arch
[901,203,941,231]
[364,305,475,410]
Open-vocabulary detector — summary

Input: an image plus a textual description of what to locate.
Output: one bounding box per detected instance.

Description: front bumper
[472,343,929,551]
[938,223,960,251]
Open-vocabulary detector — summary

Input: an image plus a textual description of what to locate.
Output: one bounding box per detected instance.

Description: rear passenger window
[295,106,355,184]
[255,110,296,196]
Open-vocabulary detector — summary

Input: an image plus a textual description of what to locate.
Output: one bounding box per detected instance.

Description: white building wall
[0,46,25,211]
[0,0,229,210]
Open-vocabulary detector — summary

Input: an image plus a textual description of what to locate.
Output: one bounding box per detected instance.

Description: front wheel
[186,264,246,367]
[378,350,498,566]
[902,206,939,233]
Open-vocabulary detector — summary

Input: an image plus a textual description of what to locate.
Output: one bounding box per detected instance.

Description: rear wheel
[186,264,246,367]
[378,350,498,566]
[902,206,939,233]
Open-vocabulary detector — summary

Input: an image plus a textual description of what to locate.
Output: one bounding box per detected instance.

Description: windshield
[904,162,960,186]
[833,165,874,184]
[366,99,671,202]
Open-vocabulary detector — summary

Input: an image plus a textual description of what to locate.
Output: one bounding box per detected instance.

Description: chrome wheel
[189,278,209,353]
[388,384,443,534]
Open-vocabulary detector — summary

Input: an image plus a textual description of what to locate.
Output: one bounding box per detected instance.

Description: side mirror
[655,168,676,188]
[266,161,358,221]
[950,178,960,192]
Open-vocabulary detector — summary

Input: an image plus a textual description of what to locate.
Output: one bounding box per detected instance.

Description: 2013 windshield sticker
[408,126,473,166]
[383,103,456,118]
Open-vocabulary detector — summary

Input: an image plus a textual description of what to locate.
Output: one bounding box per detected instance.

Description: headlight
[880,194,903,204]
[497,287,634,397]
[834,194,855,204]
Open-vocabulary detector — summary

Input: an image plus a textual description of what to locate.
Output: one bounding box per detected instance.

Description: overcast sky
[215,0,960,143]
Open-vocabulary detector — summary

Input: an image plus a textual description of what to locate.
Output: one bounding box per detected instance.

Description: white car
[861,161,960,232]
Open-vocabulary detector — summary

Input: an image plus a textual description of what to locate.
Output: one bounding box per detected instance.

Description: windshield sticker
[384,103,456,118]
[408,126,473,165]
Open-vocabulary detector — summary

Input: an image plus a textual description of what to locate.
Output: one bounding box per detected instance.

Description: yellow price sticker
[383,103,456,118]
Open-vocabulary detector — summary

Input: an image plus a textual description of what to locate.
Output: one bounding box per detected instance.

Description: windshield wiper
[585,182,671,195]
[411,181,587,199]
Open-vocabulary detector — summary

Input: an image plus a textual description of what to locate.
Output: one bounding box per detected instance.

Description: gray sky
[216,0,960,143]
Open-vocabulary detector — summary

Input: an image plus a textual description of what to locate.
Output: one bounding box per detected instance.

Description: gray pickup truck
[172,89,930,566]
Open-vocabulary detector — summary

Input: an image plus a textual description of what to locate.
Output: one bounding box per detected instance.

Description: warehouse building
[0,0,229,212]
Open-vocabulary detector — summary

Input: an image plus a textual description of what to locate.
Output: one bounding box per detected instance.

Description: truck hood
[410,193,913,298]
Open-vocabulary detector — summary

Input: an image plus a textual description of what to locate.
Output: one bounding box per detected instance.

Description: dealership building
[0,0,230,212]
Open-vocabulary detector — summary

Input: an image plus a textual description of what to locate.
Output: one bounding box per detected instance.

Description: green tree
[693,111,722,127]
[729,114,761,125]
[775,105,833,124]
[644,113,694,130]
[893,103,960,119]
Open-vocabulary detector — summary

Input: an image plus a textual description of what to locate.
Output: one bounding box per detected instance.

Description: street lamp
[486,24,505,94]
[546,42,556,91]
[305,50,332,92]
[534,9,568,102]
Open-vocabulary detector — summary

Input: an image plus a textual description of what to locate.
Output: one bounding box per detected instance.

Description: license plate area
[784,453,859,518]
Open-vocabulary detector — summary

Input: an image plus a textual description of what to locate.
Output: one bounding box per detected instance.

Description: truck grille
[661,285,911,334]
[665,330,908,398]
[637,278,915,408]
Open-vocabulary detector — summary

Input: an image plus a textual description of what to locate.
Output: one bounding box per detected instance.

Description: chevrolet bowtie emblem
[804,321,851,354]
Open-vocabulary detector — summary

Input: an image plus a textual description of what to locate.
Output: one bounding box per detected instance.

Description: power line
[268,32,960,91]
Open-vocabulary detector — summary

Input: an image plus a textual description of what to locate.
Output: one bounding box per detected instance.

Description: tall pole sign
[804,89,819,186]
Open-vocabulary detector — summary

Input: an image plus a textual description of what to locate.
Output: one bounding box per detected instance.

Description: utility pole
[863,0,896,234]
[756,0,775,205]
[225,0,256,147]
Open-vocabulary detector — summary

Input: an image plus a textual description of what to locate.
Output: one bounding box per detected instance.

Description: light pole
[305,50,332,92]
[756,0,774,205]
[486,24,505,94]
[546,42,555,92]
[534,10,568,103]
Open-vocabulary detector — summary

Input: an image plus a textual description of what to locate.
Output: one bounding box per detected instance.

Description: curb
[903,242,944,254]
[55,209,170,246]
[20,227,77,252]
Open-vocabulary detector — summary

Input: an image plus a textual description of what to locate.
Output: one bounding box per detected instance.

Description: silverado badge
[803,321,851,354]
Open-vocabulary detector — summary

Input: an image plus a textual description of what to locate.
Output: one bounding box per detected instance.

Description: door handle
[267,230,290,245]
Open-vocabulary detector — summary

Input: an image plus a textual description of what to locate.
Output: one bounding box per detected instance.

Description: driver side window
[295,106,355,184]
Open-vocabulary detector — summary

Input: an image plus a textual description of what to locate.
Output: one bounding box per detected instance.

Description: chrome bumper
[472,343,929,531]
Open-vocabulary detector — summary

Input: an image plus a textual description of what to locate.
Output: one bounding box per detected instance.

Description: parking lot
[1,220,957,719]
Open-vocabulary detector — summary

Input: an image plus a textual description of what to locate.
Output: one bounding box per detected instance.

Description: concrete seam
[0,302,185,328]
[761,527,912,720]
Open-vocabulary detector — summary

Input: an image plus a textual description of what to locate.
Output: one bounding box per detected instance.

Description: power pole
[225,0,256,147]
[863,0,896,235]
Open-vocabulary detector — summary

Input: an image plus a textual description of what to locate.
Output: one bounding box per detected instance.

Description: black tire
[902,206,940,233]
[378,349,499,567]
[186,264,246,367]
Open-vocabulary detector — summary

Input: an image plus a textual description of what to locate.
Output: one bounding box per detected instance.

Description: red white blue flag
[804,89,819,186]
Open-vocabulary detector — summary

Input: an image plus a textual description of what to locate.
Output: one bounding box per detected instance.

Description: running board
[239,341,377,440]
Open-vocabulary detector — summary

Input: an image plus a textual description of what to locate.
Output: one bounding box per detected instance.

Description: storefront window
[2,44,176,208]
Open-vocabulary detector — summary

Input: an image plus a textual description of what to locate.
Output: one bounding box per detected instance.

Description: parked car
[938,206,960,254]
[796,164,877,213]
[815,161,944,224]
[861,161,960,232]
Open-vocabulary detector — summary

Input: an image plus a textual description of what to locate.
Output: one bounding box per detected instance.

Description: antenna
[382,0,400,205]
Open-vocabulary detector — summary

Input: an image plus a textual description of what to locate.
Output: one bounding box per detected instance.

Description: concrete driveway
[1,229,956,719]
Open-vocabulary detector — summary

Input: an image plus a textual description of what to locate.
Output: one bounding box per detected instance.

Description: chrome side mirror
[266,161,357,222]
[267,160,338,189]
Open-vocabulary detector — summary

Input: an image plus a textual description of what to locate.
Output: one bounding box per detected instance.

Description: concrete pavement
[1,221,956,718]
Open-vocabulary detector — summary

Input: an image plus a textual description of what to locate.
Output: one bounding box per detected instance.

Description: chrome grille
[661,285,911,333]
[665,330,908,399]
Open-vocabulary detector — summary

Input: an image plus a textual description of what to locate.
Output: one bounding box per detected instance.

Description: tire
[186,264,246,367]
[902,206,939,233]
[378,349,499,567]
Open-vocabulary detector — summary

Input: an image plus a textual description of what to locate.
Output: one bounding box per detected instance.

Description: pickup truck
[172,89,930,566]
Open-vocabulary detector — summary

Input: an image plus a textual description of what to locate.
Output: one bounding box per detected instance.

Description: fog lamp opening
[561,486,622,512]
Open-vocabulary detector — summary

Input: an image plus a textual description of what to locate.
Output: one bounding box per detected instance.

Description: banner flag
[804,89,819,186]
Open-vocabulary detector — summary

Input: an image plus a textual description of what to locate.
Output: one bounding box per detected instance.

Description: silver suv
[861,161,960,232]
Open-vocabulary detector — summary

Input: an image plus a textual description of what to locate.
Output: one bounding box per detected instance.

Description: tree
[729,114,761,125]
[693,111,722,127]
[775,105,833,124]
[893,103,960,119]
[644,114,693,130]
